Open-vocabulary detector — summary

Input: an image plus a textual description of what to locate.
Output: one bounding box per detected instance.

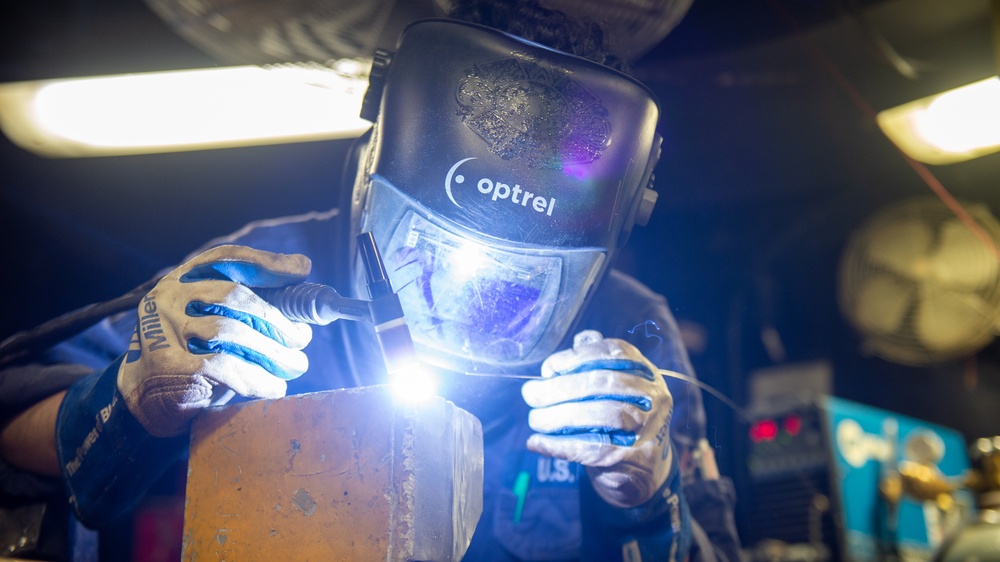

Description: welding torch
[254,233,419,378]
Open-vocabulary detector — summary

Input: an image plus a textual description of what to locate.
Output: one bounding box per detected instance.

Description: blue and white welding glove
[56,245,313,527]
[522,330,674,509]
[118,245,313,437]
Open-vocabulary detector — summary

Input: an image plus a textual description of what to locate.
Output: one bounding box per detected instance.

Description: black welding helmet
[350,18,661,375]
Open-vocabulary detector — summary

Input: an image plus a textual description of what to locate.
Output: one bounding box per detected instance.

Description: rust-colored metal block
[182,385,483,561]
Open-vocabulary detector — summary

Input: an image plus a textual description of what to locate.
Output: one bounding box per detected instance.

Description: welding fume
[0,1,741,561]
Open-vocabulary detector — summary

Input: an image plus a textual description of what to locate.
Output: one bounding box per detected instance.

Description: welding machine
[743,396,974,562]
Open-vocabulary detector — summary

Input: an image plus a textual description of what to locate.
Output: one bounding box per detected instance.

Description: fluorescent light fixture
[878,77,1000,165]
[0,62,373,157]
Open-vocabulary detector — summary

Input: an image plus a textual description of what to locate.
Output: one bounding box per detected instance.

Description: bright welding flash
[389,363,439,404]
[357,232,435,403]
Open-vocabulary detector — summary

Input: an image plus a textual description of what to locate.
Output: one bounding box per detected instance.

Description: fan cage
[838,196,1000,366]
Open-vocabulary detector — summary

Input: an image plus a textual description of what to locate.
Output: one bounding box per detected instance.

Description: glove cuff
[581,444,692,560]
[55,355,188,528]
[586,443,686,525]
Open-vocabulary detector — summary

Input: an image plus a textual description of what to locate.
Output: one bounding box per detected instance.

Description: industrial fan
[143,0,693,66]
[838,196,1000,366]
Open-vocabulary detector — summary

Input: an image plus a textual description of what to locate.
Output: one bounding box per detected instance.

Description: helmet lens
[362,178,605,371]
[388,211,560,361]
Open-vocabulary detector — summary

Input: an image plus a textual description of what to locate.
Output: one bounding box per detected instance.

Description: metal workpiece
[182,385,484,561]
[402,390,484,562]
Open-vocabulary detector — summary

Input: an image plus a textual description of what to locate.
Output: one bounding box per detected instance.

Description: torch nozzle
[357,232,420,377]
[257,233,420,379]
[255,283,370,325]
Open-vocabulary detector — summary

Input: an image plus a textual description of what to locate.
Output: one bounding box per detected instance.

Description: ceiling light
[0,62,372,158]
[877,77,1000,165]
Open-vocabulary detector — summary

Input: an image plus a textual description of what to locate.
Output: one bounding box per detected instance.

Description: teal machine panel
[822,396,973,561]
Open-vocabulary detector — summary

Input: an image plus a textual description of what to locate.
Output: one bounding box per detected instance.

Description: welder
[0,1,740,560]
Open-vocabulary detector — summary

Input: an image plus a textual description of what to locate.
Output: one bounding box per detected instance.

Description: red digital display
[749,419,779,443]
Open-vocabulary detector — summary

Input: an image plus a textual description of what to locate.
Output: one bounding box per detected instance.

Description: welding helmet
[349,18,661,375]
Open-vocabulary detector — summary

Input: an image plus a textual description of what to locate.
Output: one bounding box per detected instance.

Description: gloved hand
[522,330,674,508]
[118,245,313,437]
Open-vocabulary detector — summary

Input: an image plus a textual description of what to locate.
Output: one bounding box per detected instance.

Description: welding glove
[117,244,313,437]
[522,330,674,509]
[55,245,313,527]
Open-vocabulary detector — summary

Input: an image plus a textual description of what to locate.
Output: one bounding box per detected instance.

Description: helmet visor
[361,177,606,371]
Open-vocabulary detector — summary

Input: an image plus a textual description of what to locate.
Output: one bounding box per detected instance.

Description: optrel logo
[836,418,893,468]
[445,157,557,216]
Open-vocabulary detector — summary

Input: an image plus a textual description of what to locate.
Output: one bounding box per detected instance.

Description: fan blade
[144,0,418,65]
[865,218,933,280]
[852,273,915,335]
[534,0,694,60]
[915,284,992,352]
[928,219,1000,290]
